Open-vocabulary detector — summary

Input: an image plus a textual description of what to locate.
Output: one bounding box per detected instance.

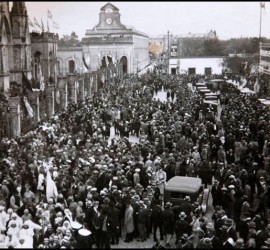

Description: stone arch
[33,51,42,79]
[120,56,128,74]
[68,59,75,74]
[56,57,63,75]
[0,15,12,43]
[49,51,54,77]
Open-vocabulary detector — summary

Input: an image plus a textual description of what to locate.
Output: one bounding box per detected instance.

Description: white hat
[135,168,141,172]
[180,212,186,218]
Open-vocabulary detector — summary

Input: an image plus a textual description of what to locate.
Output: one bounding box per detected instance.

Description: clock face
[106,18,113,25]
[105,8,113,13]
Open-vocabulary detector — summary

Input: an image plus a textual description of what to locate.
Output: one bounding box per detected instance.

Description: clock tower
[95,2,126,30]
[82,2,150,74]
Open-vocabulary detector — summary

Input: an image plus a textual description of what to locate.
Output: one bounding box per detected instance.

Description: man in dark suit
[174,212,190,244]
[225,219,237,242]
[161,202,175,247]
[108,201,120,245]
[95,166,110,192]
[98,209,112,249]
[151,200,163,242]
[33,228,44,249]
[179,196,192,215]
[206,224,221,248]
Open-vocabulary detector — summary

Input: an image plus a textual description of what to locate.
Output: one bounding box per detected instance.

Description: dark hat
[203,238,212,246]
[248,221,256,228]
[193,201,199,207]
[133,195,140,201]
[225,219,233,226]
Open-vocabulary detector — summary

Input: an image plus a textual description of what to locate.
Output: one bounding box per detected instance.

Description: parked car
[164,176,210,212]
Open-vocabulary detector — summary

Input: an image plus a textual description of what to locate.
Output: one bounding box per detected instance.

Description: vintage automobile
[164,176,210,212]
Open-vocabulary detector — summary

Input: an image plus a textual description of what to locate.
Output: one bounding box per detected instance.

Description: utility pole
[259,2,264,40]
[167,30,170,74]
[258,2,265,93]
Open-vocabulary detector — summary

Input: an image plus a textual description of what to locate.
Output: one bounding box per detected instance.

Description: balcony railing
[82,36,133,44]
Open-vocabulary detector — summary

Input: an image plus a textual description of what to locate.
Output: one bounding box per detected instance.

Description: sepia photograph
[0,1,270,248]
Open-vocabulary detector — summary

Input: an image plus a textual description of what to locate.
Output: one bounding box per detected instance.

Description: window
[205,67,212,75]
[69,60,75,73]
[57,61,61,74]
[170,192,186,199]
[171,68,176,75]
[188,68,196,75]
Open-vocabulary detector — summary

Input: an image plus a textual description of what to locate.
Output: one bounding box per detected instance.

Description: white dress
[156,170,167,195]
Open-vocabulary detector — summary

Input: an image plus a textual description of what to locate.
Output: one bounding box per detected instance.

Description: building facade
[0,1,100,140]
[169,57,224,75]
[57,46,84,75]
[81,2,150,75]
[259,42,270,94]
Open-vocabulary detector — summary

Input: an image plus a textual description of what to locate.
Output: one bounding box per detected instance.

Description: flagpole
[259,3,263,40]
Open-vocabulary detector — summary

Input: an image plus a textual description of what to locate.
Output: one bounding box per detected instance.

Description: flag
[22,72,33,92]
[254,77,260,93]
[260,2,265,8]
[82,54,89,69]
[33,17,41,29]
[41,19,44,31]
[40,75,45,91]
[53,21,59,29]
[56,89,60,105]
[28,18,34,28]
[48,10,52,19]
[46,167,58,203]
[23,96,34,118]
[47,20,50,32]
[244,62,248,70]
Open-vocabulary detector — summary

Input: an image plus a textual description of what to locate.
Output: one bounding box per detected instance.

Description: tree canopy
[58,31,80,47]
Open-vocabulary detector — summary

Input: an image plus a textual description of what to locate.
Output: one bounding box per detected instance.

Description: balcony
[82,36,133,45]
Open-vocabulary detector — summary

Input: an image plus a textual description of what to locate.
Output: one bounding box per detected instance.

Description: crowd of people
[0,67,270,249]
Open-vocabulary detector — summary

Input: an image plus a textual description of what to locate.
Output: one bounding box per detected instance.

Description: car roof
[165,176,202,193]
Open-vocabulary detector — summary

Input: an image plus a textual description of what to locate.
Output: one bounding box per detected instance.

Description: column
[93,71,98,93]
[46,85,55,117]
[69,74,77,104]
[84,74,90,98]
[8,96,21,138]
[78,76,85,101]
[28,89,40,124]
[58,76,68,110]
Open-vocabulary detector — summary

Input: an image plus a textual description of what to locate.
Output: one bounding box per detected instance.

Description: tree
[58,31,80,47]
[222,54,259,75]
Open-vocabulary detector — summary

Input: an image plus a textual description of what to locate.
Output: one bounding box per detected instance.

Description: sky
[21,1,270,40]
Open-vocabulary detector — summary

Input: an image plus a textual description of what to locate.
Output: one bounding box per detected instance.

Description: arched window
[69,60,75,73]
[33,51,42,79]
[120,56,128,74]
[57,60,61,75]
[49,51,54,76]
